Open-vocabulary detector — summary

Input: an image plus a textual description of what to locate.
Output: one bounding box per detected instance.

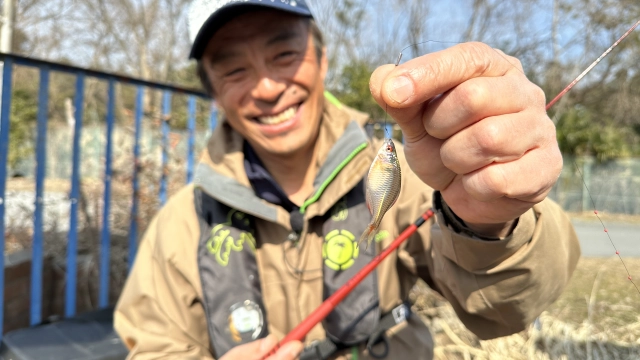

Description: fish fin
[357,224,377,250]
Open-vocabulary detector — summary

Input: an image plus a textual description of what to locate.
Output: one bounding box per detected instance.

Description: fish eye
[386,145,393,152]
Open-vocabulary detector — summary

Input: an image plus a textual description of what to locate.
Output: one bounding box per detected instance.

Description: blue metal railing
[0,57,13,338]
[31,66,49,326]
[0,53,216,341]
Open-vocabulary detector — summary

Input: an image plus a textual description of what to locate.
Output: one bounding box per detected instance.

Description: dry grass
[411,258,640,359]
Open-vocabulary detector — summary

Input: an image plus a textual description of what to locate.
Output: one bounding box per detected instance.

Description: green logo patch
[322,229,359,271]
[206,210,256,267]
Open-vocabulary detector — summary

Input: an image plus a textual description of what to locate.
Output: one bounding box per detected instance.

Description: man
[114,1,581,359]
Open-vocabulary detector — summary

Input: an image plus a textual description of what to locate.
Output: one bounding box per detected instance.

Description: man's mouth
[256,105,299,125]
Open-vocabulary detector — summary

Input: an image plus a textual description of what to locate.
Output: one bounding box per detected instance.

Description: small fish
[358,138,402,249]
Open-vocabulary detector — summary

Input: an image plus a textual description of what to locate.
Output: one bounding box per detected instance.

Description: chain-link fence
[548,155,640,215]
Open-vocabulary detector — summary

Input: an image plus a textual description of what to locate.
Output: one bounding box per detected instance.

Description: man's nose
[251,76,286,104]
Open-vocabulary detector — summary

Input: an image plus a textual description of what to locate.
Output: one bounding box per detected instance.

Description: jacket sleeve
[395,150,581,340]
[114,197,214,359]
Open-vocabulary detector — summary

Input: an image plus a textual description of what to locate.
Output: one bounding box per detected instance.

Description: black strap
[299,302,412,360]
[299,339,342,360]
[366,302,411,359]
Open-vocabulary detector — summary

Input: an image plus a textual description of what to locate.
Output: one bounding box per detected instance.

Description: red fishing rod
[263,209,435,358]
[545,19,640,110]
[263,19,640,359]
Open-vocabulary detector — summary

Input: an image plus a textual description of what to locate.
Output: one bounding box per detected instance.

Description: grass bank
[412,257,640,359]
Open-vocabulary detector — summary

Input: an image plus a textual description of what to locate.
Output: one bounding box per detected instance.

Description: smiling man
[114,1,581,359]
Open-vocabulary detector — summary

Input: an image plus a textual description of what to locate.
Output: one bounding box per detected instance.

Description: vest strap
[299,302,412,360]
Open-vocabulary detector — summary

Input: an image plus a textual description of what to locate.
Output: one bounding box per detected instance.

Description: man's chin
[250,132,318,158]
[256,140,305,156]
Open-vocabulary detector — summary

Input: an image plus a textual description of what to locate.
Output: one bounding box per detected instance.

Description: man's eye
[276,51,296,60]
[225,68,245,77]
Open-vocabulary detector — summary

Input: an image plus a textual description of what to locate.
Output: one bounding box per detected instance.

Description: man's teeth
[257,106,297,125]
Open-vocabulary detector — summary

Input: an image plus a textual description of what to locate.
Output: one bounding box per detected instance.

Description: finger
[268,341,303,360]
[460,140,563,202]
[423,73,544,139]
[402,133,455,191]
[370,64,427,143]
[380,42,522,108]
[372,65,456,190]
[234,336,301,360]
[221,335,277,359]
[440,112,554,175]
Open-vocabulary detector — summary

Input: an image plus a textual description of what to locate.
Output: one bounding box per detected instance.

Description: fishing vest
[194,179,382,358]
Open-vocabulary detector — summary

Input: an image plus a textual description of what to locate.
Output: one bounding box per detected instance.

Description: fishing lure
[358,138,402,249]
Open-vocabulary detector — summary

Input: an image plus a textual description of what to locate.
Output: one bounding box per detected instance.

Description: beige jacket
[114,97,581,359]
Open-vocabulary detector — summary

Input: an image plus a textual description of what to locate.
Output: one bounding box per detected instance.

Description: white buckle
[391,304,408,324]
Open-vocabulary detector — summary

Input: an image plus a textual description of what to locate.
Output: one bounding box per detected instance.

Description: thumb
[257,334,279,355]
[221,335,278,360]
[370,64,428,143]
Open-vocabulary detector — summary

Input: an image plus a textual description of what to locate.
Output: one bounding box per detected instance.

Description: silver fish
[358,138,402,249]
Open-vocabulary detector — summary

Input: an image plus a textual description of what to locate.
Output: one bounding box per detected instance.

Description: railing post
[187,96,196,184]
[160,91,171,206]
[66,71,85,318]
[0,56,14,341]
[128,86,144,271]
[31,65,49,326]
[99,78,115,308]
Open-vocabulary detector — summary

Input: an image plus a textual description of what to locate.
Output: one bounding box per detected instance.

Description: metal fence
[0,53,215,343]
[549,155,640,215]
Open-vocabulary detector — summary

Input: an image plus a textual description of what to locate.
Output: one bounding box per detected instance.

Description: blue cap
[188,0,314,60]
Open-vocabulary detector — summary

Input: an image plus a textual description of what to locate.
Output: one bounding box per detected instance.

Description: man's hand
[370,42,562,237]
[220,335,303,360]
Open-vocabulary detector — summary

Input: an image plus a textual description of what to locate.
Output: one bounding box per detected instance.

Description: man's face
[201,10,327,156]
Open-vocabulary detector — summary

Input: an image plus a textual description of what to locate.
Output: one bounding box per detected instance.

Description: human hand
[219,335,303,360]
[369,42,562,237]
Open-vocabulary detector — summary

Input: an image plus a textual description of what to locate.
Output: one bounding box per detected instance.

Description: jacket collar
[193,93,374,226]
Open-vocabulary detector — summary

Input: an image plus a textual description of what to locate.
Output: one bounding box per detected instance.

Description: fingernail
[387,76,414,104]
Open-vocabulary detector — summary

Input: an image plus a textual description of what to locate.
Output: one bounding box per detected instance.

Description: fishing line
[574,161,640,295]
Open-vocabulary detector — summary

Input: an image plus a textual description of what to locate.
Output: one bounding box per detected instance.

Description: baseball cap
[188,0,314,60]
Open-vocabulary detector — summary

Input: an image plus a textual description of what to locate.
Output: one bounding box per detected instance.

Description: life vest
[193,179,381,358]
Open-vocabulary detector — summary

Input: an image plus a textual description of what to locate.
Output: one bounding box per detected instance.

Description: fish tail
[357,224,377,250]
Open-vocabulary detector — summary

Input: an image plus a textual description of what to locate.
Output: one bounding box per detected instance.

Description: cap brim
[189,3,313,60]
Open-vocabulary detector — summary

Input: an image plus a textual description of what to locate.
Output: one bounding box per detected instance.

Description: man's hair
[196,18,325,97]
